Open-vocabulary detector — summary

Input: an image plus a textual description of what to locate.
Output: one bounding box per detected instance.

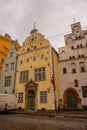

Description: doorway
[67,90,77,108]
[28,90,35,110]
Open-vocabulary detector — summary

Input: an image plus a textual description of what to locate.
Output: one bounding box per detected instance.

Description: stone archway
[63,87,79,109]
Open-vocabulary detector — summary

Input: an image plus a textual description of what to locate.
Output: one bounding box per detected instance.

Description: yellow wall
[16,28,59,110]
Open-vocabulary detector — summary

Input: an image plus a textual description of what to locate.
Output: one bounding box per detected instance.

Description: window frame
[34,67,46,81]
[19,70,29,83]
[40,91,47,103]
[18,92,23,103]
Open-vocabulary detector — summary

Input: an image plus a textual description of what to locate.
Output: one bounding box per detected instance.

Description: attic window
[31,38,34,41]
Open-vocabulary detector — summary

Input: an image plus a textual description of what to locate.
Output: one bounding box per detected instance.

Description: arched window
[79,62,86,72]
[61,51,66,60]
[71,63,76,73]
[63,68,67,74]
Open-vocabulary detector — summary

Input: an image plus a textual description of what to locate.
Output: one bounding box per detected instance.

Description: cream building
[15,27,59,111]
[58,22,87,109]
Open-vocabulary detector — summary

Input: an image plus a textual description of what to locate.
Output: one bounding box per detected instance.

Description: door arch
[63,87,79,108]
[28,90,35,110]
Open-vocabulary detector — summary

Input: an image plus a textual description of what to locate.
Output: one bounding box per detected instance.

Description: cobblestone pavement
[0,113,87,130]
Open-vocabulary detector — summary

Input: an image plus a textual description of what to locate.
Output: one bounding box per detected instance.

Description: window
[4,76,11,86]
[31,38,34,41]
[33,46,37,49]
[26,58,29,62]
[34,67,46,81]
[20,60,23,64]
[77,45,79,48]
[78,55,81,58]
[79,62,86,72]
[63,68,67,74]
[74,80,78,87]
[33,56,36,61]
[20,70,29,83]
[82,55,84,58]
[79,36,81,39]
[71,63,76,73]
[27,48,30,52]
[5,64,9,71]
[10,52,13,58]
[40,54,44,59]
[70,56,72,60]
[73,56,75,59]
[71,46,74,50]
[40,91,47,103]
[80,44,83,47]
[10,63,14,70]
[82,86,87,97]
[18,93,23,103]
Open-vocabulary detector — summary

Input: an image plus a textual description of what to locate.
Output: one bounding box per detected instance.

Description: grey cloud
[0,0,87,51]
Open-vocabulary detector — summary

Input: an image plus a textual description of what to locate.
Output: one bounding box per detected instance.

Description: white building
[58,22,87,109]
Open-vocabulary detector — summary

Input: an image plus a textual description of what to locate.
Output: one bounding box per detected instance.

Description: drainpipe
[50,46,56,111]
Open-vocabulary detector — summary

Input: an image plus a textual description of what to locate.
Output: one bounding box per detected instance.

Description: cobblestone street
[0,113,87,130]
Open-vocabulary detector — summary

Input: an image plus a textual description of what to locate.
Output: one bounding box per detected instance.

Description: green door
[28,90,35,110]
[67,91,77,108]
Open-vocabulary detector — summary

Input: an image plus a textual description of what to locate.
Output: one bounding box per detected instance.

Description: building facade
[58,22,87,109]
[0,41,20,94]
[15,28,59,110]
[0,34,20,74]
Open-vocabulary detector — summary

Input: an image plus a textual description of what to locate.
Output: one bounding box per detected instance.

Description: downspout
[50,46,56,110]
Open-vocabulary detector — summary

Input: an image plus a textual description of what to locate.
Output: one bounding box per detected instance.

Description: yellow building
[0,33,20,74]
[16,28,59,111]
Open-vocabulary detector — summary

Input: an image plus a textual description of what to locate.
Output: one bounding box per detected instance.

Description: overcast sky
[0,0,87,51]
